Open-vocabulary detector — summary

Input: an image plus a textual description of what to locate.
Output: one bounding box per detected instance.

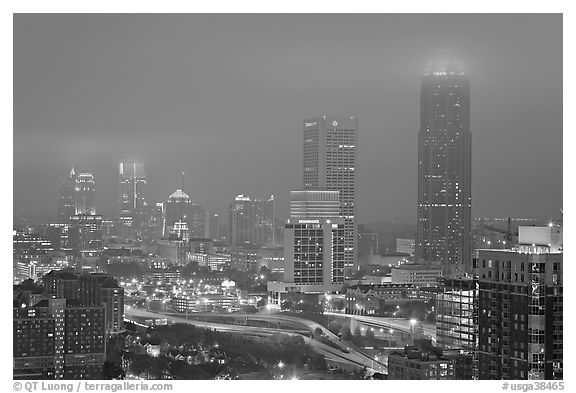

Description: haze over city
[14,13,562,223]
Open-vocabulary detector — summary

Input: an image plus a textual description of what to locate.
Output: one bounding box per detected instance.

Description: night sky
[13,14,563,224]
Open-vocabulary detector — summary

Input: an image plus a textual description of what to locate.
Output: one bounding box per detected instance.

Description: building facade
[303,116,357,275]
[74,172,96,215]
[118,162,147,239]
[475,244,562,380]
[416,63,471,276]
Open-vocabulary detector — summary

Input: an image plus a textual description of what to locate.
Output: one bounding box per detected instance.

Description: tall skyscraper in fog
[58,167,77,223]
[74,172,96,215]
[119,162,147,237]
[303,116,357,275]
[416,63,472,276]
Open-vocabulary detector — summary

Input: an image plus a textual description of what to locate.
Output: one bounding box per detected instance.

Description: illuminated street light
[278,361,284,368]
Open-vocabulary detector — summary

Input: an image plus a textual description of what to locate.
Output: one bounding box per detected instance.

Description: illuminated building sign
[298,219,320,224]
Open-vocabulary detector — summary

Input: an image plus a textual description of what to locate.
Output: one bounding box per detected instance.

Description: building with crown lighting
[416,62,471,276]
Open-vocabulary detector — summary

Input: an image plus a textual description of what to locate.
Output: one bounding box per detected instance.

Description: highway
[124,306,386,373]
[324,311,437,341]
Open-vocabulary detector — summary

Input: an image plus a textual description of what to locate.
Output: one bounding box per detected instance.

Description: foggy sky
[13,14,563,224]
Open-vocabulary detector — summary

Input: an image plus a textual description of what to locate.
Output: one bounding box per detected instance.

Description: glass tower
[417,62,472,276]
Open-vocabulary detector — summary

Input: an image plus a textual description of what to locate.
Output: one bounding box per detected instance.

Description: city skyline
[14,14,562,224]
[12,12,564,382]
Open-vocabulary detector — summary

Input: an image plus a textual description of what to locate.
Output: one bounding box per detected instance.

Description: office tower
[416,62,471,276]
[475,226,563,380]
[69,214,103,258]
[118,162,147,238]
[58,167,77,223]
[209,212,220,241]
[165,189,191,232]
[272,190,345,293]
[283,216,346,288]
[290,190,340,218]
[229,195,254,246]
[261,194,275,246]
[74,172,96,215]
[189,203,207,238]
[229,194,273,246]
[303,116,357,275]
[396,238,416,256]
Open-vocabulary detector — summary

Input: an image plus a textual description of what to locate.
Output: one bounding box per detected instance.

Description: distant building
[69,214,102,258]
[345,283,421,315]
[388,339,473,380]
[229,194,274,247]
[74,172,96,215]
[165,189,191,234]
[475,225,563,380]
[58,167,77,223]
[416,62,471,276]
[156,238,188,265]
[396,238,415,256]
[119,162,147,239]
[303,116,358,275]
[390,263,442,287]
[209,213,220,241]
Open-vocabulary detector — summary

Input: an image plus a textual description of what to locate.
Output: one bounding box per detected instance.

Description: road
[323,311,437,341]
[124,306,386,373]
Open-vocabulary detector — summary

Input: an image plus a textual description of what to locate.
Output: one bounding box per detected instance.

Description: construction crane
[481,218,517,245]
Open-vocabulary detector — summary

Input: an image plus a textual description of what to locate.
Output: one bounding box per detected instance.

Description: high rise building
[42,270,124,334]
[58,167,77,223]
[118,162,147,238]
[74,172,96,215]
[303,116,357,276]
[69,214,103,258]
[209,212,220,241]
[165,189,191,232]
[290,190,340,218]
[189,203,207,239]
[13,291,106,379]
[475,226,563,380]
[267,190,346,304]
[416,62,471,276]
[229,194,274,247]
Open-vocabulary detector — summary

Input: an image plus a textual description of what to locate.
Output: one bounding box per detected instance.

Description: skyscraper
[165,189,191,233]
[303,116,357,276]
[74,172,96,215]
[416,62,472,276]
[57,167,77,223]
[475,225,563,380]
[118,162,147,238]
[229,194,274,247]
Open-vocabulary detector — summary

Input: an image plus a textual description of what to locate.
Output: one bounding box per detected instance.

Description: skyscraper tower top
[423,60,467,76]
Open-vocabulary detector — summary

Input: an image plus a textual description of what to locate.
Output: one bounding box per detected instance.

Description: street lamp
[278,361,284,369]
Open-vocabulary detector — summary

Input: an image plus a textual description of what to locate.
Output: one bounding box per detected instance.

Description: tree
[102,360,125,380]
[341,327,352,341]
[328,321,342,335]
[314,327,324,338]
[352,326,363,346]
[365,328,375,346]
